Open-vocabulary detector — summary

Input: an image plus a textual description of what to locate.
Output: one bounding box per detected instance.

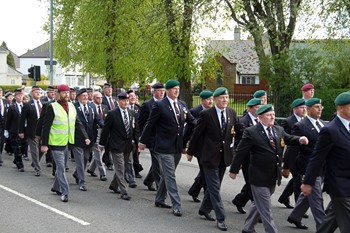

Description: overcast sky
[1,0,242,57]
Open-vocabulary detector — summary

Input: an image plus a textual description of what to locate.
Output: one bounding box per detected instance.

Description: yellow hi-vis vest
[48,102,77,146]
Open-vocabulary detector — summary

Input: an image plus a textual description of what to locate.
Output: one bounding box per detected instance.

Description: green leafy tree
[1,41,16,68]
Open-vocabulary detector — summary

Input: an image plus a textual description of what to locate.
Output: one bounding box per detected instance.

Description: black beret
[126,90,134,94]
[47,85,55,90]
[152,82,164,89]
[76,88,87,97]
[104,83,112,87]
[87,87,93,91]
[117,92,129,100]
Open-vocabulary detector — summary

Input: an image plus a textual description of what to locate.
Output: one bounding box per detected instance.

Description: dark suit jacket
[281,114,298,134]
[138,98,156,148]
[5,103,22,136]
[303,116,350,198]
[230,123,301,187]
[183,104,203,149]
[139,97,195,154]
[99,107,139,153]
[102,96,116,111]
[19,99,42,139]
[74,102,104,148]
[36,100,55,137]
[284,117,327,175]
[0,99,8,132]
[93,103,109,122]
[187,107,241,168]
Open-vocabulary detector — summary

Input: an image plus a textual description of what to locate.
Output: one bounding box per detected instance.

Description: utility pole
[49,0,54,85]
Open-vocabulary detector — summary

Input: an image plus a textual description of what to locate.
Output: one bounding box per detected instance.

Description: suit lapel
[209,107,222,134]
[164,98,178,124]
[257,123,275,152]
[335,117,350,141]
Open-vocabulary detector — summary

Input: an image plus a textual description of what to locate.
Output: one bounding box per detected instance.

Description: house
[0,47,22,85]
[204,27,268,96]
[19,42,92,87]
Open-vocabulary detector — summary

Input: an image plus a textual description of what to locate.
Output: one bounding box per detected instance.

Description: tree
[1,41,16,68]
[221,0,303,115]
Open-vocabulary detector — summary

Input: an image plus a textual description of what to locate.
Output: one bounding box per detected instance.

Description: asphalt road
[0,150,337,233]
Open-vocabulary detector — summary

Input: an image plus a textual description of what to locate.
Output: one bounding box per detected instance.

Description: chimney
[234,26,241,40]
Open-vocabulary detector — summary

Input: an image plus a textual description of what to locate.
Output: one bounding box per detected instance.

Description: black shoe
[192,196,201,203]
[46,162,52,167]
[61,195,68,202]
[199,210,215,221]
[109,185,120,194]
[217,221,228,231]
[155,202,172,208]
[287,217,308,229]
[278,199,294,209]
[121,193,131,200]
[65,167,69,172]
[34,171,41,176]
[100,175,107,181]
[173,208,182,217]
[232,199,246,214]
[144,183,157,191]
[51,188,62,195]
[129,183,137,188]
[303,213,309,218]
[87,169,97,177]
[107,165,114,171]
[72,173,79,184]
[135,173,142,178]
[18,168,24,172]
[79,186,87,191]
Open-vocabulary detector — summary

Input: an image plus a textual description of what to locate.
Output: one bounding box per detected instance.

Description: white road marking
[0,184,90,226]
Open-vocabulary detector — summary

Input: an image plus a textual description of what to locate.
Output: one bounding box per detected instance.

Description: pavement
[0,150,338,233]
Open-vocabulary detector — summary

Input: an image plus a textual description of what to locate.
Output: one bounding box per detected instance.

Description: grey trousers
[125,152,136,185]
[317,201,338,233]
[88,129,106,176]
[73,146,92,186]
[289,176,325,230]
[28,137,41,172]
[155,152,181,209]
[243,185,278,233]
[143,149,162,188]
[110,151,130,195]
[331,195,350,233]
[51,147,69,196]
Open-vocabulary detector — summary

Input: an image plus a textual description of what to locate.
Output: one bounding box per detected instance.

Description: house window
[10,79,15,85]
[216,69,222,85]
[239,75,258,85]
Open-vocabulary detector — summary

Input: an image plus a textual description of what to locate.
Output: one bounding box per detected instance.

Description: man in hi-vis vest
[41,84,90,202]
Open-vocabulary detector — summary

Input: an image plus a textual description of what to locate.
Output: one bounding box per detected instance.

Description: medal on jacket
[132,118,135,128]
[280,138,285,147]
[231,126,235,135]
[182,107,187,120]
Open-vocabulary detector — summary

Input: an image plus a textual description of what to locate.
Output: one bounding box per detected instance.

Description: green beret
[257,104,274,115]
[165,79,180,89]
[305,98,321,107]
[247,98,261,107]
[213,87,228,97]
[335,92,350,106]
[199,90,213,99]
[253,90,266,98]
[292,98,306,108]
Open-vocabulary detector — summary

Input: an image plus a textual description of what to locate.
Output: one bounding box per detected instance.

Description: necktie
[130,105,134,111]
[98,105,103,119]
[109,97,115,110]
[221,110,226,133]
[173,101,180,123]
[315,120,322,131]
[83,104,89,120]
[37,101,42,114]
[123,110,130,137]
[267,127,276,151]
[254,118,259,125]
[19,104,23,114]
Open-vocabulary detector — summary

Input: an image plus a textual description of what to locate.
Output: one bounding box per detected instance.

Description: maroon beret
[57,84,70,92]
[301,83,314,91]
